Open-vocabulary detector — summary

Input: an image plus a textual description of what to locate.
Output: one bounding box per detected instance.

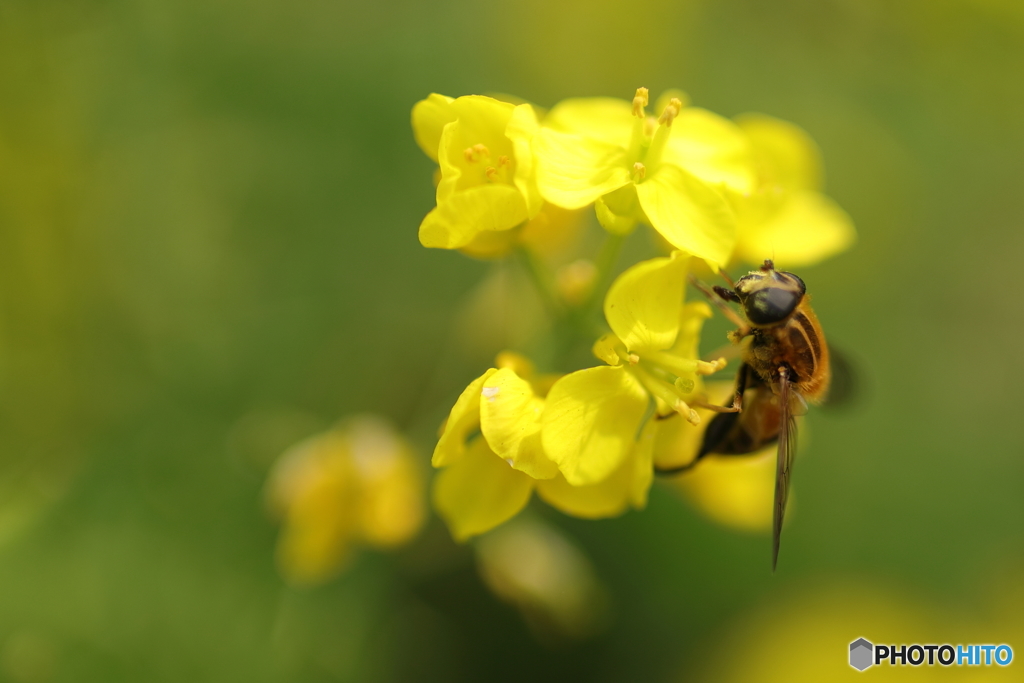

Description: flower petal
[629,418,656,508]
[594,186,639,236]
[419,184,529,250]
[541,366,649,486]
[636,164,737,270]
[411,93,456,162]
[664,107,756,194]
[735,113,822,192]
[357,455,425,549]
[436,98,518,201]
[668,301,713,359]
[480,368,559,479]
[735,190,855,268]
[652,380,729,471]
[604,251,689,353]
[543,97,635,149]
[672,447,777,532]
[506,103,544,219]
[591,334,623,366]
[271,438,359,585]
[432,437,534,541]
[536,416,655,517]
[432,368,497,467]
[534,127,631,209]
[535,470,631,519]
[518,204,586,257]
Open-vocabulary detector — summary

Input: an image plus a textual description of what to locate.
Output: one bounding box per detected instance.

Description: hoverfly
[658,259,830,571]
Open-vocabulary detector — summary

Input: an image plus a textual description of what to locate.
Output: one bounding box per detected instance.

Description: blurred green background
[2,0,1024,680]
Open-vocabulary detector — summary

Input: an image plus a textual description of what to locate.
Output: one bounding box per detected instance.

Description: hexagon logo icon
[850,638,873,671]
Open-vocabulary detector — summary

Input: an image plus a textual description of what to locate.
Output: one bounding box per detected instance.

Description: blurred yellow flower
[691,581,995,683]
[542,251,723,486]
[412,93,544,255]
[432,352,653,541]
[475,517,609,643]
[730,113,856,268]
[266,416,425,585]
[533,88,753,268]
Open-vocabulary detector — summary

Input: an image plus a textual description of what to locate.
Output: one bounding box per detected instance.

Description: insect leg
[687,274,750,337]
[654,364,751,475]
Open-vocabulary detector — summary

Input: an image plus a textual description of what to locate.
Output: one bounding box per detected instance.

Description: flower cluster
[260,86,854,587]
[414,87,855,541]
[432,251,731,537]
[413,87,854,268]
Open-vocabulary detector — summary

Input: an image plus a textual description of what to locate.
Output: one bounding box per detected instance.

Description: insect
[657,259,831,571]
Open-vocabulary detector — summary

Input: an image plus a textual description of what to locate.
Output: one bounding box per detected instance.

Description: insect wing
[772,367,798,572]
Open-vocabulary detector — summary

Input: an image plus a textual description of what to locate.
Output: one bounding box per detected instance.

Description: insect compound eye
[778,271,806,295]
[744,286,803,325]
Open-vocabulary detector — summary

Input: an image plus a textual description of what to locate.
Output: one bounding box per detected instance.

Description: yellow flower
[730,113,856,267]
[431,353,653,541]
[541,251,724,487]
[266,416,425,585]
[475,517,609,643]
[532,88,755,268]
[412,93,544,255]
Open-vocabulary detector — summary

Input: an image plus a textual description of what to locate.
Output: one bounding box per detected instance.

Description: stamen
[643,116,657,138]
[473,143,490,157]
[677,400,700,425]
[498,155,510,167]
[658,98,683,127]
[696,358,727,375]
[614,347,637,366]
[593,334,625,366]
[632,162,646,181]
[642,349,698,377]
[485,166,499,180]
[633,365,701,425]
[632,87,649,118]
[463,147,476,162]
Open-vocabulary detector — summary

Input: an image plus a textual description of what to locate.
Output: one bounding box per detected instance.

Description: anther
[473,143,490,157]
[696,358,727,375]
[658,98,683,126]
[485,166,499,180]
[632,87,649,118]
[463,147,476,162]
[628,353,640,365]
[632,162,646,181]
[498,155,510,166]
[674,400,701,425]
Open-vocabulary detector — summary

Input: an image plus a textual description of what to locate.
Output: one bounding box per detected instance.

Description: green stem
[585,232,626,317]
[516,246,562,321]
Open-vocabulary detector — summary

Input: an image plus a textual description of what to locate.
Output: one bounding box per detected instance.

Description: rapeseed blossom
[432,352,653,541]
[432,251,732,543]
[542,251,724,485]
[532,88,753,268]
[412,94,546,256]
[475,518,609,642]
[266,416,425,584]
[405,86,856,552]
